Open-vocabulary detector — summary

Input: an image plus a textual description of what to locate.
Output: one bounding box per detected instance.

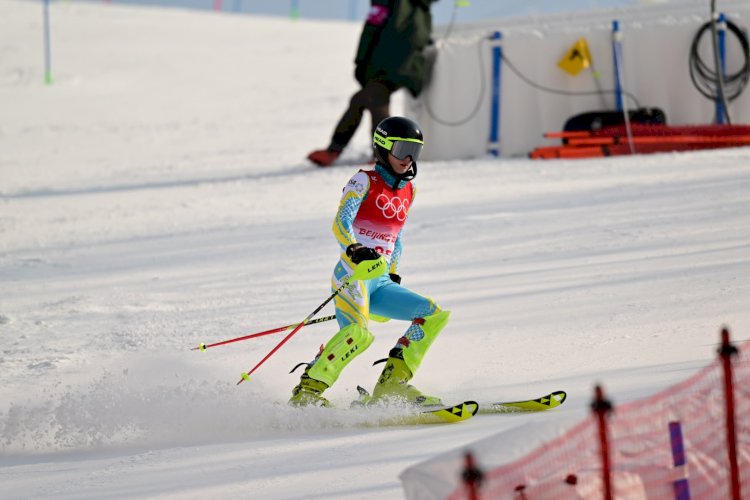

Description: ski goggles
[374,133,424,161]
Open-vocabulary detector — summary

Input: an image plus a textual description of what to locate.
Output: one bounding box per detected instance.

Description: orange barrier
[568,135,750,146]
[532,124,750,159]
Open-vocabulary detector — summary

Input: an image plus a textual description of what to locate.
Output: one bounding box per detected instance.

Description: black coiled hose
[689,16,750,104]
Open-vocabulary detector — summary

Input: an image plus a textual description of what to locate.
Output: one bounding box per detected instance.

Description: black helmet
[373,117,424,185]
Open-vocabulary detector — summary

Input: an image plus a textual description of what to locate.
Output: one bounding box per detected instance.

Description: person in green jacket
[307,0,436,167]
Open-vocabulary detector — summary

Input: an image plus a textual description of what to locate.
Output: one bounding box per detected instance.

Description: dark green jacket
[354,0,435,97]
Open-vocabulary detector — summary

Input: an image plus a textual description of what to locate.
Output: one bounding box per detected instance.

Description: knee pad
[401,309,450,375]
[308,323,374,387]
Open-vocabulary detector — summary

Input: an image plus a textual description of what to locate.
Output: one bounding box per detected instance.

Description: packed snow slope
[1,1,749,498]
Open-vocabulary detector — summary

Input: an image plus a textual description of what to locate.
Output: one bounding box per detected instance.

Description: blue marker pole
[611,20,623,112]
[348,0,357,21]
[715,13,727,124]
[669,421,692,499]
[43,0,52,85]
[233,0,243,13]
[611,20,635,152]
[488,31,502,157]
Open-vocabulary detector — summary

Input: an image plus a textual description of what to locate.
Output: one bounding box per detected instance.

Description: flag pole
[43,0,52,85]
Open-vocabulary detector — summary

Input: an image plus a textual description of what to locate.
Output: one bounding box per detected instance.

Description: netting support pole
[462,451,483,500]
[592,384,613,500]
[719,327,740,500]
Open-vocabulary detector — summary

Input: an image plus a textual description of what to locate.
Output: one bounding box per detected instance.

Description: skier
[290,116,449,407]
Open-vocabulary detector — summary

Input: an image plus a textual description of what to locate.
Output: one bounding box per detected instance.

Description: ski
[350,386,478,425]
[415,400,479,424]
[477,390,567,414]
[349,387,565,422]
[388,390,566,422]
[354,400,479,426]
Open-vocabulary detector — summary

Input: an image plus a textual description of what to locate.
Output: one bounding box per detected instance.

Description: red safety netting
[449,340,749,499]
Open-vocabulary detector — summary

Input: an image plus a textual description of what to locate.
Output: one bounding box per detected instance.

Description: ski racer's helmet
[373,116,424,185]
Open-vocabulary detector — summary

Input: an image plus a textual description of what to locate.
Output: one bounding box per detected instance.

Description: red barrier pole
[719,327,741,500]
[592,385,613,500]
[462,452,483,500]
[213,0,223,11]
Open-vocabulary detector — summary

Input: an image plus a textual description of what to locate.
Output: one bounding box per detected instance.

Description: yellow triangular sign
[558,38,592,76]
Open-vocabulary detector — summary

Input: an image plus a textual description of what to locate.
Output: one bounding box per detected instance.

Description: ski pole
[191,315,336,351]
[236,256,387,385]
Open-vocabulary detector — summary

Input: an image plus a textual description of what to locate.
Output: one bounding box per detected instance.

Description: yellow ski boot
[371,353,443,406]
[370,310,450,407]
[289,323,374,408]
[289,369,330,407]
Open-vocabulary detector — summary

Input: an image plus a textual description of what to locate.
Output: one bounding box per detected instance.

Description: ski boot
[370,352,443,406]
[370,310,450,407]
[289,368,330,407]
[288,323,374,407]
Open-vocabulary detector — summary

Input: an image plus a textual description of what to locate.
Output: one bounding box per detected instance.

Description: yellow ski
[417,401,479,424]
[478,390,567,414]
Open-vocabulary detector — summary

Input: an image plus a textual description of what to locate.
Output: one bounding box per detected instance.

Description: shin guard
[308,323,374,387]
[401,310,450,375]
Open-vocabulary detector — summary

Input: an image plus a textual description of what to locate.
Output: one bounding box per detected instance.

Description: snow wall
[400,334,750,499]
[408,0,750,160]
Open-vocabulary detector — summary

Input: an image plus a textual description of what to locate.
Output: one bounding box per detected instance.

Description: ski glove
[346,243,380,264]
[389,273,401,285]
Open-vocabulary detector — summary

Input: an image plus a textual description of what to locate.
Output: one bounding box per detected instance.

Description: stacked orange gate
[530,123,750,159]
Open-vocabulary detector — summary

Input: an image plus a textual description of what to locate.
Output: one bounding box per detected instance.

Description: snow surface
[1,1,749,498]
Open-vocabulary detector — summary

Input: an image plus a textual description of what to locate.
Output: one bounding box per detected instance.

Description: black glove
[389,273,401,285]
[346,243,380,264]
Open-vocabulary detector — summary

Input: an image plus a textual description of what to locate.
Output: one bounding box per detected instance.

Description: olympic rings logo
[375,193,409,221]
